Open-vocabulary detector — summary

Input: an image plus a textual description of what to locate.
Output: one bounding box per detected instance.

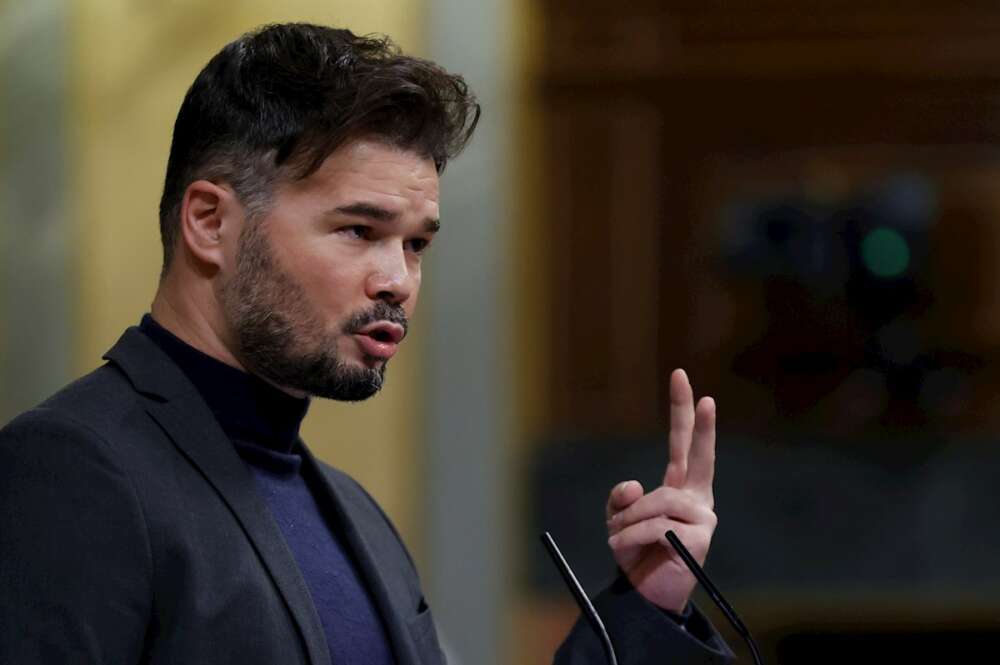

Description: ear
[178,180,241,270]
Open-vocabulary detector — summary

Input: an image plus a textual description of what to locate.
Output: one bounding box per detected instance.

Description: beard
[220,221,408,401]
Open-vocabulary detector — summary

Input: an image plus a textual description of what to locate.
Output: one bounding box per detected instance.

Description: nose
[365,244,416,305]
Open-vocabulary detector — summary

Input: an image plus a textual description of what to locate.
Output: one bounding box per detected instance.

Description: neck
[139,314,310,452]
[151,272,308,400]
[151,276,244,371]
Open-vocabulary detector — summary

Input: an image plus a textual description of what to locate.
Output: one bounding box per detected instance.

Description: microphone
[540,532,618,665]
[541,529,765,665]
[665,530,764,665]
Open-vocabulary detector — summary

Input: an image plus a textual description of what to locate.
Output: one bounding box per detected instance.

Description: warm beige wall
[508,1,553,662]
[71,0,426,553]
[510,0,548,448]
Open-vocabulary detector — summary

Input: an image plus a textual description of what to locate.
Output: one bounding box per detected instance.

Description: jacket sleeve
[553,574,734,665]
[0,409,152,664]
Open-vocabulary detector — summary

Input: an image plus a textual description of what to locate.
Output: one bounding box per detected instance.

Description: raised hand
[605,369,718,613]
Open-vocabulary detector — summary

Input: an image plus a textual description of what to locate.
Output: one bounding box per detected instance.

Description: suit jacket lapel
[301,449,422,665]
[105,328,332,665]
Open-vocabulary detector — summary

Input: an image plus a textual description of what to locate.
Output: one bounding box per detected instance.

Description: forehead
[284,139,440,212]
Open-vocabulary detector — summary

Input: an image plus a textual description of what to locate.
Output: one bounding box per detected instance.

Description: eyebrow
[332,202,440,233]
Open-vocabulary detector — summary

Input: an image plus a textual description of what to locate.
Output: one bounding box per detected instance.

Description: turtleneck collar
[139,314,309,454]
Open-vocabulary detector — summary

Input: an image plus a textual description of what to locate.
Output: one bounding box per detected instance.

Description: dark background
[525,3,1000,662]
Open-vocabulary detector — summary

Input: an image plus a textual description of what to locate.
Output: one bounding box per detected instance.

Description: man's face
[220,139,440,400]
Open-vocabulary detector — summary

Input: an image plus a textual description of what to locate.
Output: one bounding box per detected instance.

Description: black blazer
[0,327,734,665]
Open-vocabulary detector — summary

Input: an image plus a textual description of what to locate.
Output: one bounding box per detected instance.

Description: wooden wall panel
[538,2,1000,433]
[546,102,666,429]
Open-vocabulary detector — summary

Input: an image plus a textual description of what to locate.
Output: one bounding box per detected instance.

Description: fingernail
[623,479,638,490]
[608,535,619,547]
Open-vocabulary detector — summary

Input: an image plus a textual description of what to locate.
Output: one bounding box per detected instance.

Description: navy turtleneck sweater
[140,315,396,665]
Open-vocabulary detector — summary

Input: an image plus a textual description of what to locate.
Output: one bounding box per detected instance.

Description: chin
[360,356,388,370]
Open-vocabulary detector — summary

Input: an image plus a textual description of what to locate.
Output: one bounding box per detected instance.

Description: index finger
[663,368,694,488]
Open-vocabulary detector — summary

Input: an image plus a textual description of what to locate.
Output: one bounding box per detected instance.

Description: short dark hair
[158,23,480,271]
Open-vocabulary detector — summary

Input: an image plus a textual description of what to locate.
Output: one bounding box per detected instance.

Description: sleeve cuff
[589,574,734,664]
[661,600,695,630]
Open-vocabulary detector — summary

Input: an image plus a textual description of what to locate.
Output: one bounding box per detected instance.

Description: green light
[861,227,910,278]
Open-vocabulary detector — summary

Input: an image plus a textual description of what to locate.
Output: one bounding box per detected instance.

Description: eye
[406,237,431,254]
[339,225,370,240]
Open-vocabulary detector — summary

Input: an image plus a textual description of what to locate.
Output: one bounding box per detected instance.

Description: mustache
[343,301,409,337]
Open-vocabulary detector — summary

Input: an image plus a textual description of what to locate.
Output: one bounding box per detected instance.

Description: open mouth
[353,321,406,360]
[356,321,405,344]
[369,328,395,343]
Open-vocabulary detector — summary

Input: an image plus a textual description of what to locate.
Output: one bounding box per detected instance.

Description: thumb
[605,480,644,520]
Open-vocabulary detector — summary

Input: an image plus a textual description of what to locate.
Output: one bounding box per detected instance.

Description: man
[0,23,732,664]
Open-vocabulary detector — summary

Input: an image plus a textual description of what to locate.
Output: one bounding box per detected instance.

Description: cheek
[293,241,353,283]
[405,273,422,315]
[291,256,358,309]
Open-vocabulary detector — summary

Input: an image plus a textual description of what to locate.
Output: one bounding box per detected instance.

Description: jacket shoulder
[0,368,154,664]
[9,362,149,443]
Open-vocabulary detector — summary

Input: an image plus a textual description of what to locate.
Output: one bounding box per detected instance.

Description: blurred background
[3,1,1000,663]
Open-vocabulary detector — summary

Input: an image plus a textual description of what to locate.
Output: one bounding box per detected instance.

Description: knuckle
[671,414,693,428]
[667,463,687,479]
[650,486,671,503]
[652,516,671,536]
[662,487,688,511]
[617,526,639,547]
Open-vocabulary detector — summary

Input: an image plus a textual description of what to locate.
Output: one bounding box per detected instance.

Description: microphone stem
[540,532,619,665]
